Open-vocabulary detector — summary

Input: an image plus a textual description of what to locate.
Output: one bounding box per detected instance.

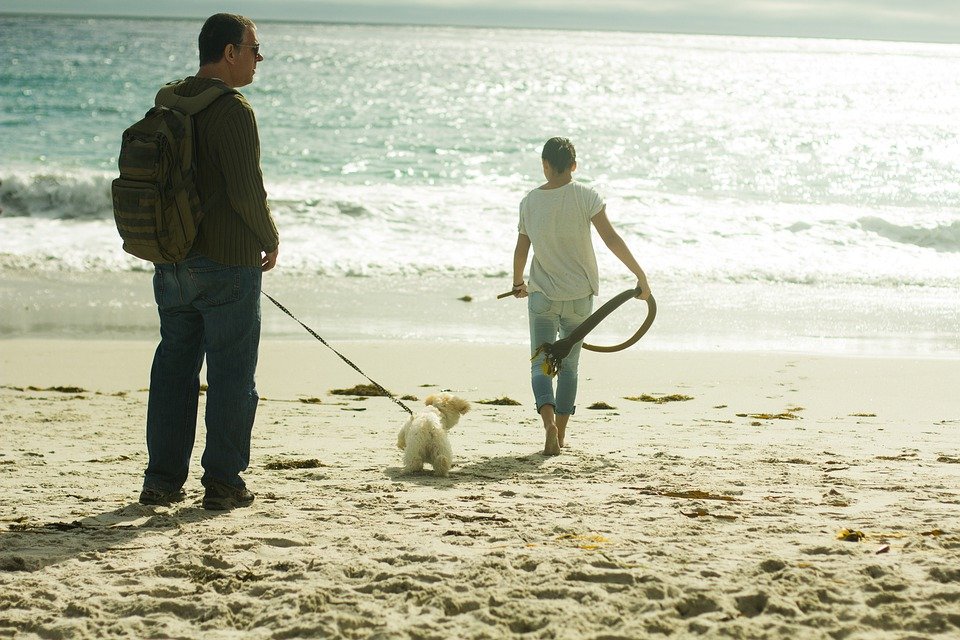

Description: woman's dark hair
[199,13,254,65]
[542,137,576,173]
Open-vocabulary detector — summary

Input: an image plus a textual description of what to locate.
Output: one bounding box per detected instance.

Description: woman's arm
[511,233,531,298]
[592,208,651,299]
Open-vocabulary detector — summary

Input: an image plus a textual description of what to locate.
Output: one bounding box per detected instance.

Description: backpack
[112,81,237,263]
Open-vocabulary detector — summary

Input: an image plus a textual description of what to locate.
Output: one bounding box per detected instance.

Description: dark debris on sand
[476,396,522,406]
[587,401,616,410]
[264,459,325,470]
[330,384,391,397]
[625,394,693,404]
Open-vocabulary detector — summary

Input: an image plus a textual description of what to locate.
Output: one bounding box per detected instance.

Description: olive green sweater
[173,76,279,267]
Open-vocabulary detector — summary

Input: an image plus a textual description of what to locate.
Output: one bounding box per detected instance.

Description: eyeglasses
[236,43,260,57]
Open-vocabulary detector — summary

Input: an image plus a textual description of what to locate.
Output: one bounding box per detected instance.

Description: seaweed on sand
[587,402,616,410]
[477,396,521,406]
[625,394,693,404]
[330,384,391,397]
[264,459,325,470]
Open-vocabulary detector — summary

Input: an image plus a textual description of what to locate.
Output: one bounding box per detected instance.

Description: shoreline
[2,268,958,358]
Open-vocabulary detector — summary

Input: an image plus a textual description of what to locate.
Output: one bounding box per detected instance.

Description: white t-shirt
[518,181,605,301]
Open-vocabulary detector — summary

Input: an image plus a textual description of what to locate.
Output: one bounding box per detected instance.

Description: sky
[2,0,959,44]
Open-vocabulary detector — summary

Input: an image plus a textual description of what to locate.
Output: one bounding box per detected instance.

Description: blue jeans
[144,254,263,492]
[528,291,593,415]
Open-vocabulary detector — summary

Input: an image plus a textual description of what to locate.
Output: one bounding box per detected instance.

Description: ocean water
[1,14,958,353]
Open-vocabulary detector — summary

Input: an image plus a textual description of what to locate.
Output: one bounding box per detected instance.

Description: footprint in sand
[566,569,635,586]
[673,593,721,618]
[734,591,769,617]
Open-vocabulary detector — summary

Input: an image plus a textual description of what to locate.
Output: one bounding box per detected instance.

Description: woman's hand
[635,277,651,300]
[513,282,528,298]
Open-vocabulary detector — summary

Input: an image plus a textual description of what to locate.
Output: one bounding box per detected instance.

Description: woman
[511,137,651,455]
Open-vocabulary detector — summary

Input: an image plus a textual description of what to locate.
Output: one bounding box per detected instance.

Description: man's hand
[261,247,279,272]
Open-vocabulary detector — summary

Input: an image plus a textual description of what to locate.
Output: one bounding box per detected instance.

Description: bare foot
[544,425,561,455]
[556,415,570,448]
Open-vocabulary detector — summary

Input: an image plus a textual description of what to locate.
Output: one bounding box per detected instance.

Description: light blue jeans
[528,291,593,415]
[144,254,263,492]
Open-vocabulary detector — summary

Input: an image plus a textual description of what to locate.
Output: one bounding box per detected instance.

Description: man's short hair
[199,13,254,65]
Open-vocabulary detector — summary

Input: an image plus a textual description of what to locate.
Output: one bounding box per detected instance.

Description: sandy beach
[1,337,958,639]
[3,11,960,638]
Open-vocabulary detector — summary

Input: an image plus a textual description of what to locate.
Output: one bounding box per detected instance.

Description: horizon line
[2,10,959,47]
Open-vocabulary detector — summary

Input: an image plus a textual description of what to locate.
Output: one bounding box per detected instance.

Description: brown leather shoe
[138,487,186,506]
[202,480,254,510]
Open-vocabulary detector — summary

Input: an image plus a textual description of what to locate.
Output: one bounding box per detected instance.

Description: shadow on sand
[0,501,221,573]
[384,451,551,486]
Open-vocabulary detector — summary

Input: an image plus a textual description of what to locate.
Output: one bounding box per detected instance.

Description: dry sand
[1,339,959,639]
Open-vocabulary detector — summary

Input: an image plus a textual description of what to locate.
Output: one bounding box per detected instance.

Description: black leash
[262,292,413,416]
[533,288,656,377]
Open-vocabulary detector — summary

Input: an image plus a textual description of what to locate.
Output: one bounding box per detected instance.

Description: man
[138,13,279,511]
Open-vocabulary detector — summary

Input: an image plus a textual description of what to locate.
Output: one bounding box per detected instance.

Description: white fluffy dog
[397,393,470,476]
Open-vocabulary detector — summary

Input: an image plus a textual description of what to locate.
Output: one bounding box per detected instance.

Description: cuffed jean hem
[533,399,579,416]
[534,398,555,414]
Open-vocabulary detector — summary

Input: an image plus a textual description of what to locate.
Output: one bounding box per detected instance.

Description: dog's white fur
[396,393,470,476]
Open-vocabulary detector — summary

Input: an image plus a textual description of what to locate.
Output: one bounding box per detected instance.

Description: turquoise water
[1,15,958,353]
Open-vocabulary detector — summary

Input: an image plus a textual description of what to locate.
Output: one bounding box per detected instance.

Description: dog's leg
[433,454,451,477]
[402,450,424,474]
[433,438,453,477]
